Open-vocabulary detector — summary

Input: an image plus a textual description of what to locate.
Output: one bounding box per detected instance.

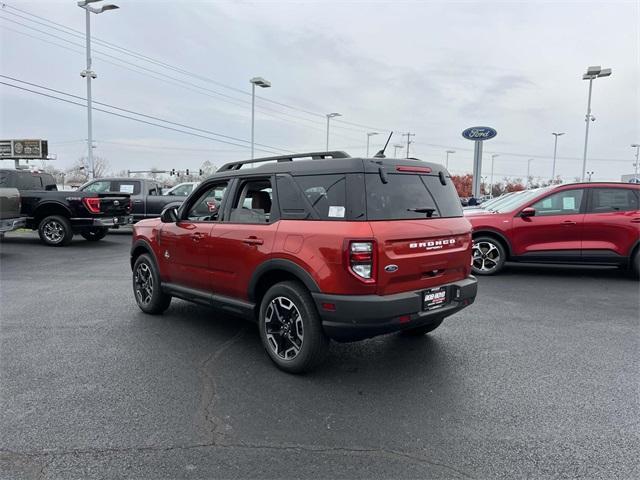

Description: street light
[489,154,499,197]
[325,113,341,150]
[366,132,379,157]
[551,132,565,180]
[587,171,594,182]
[250,76,271,159]
[632,144,640,175]
[581,65,611,181]
[77,0,119,179]
[393,144,404,157]
[526,158,534,188]
[445,150,455,169]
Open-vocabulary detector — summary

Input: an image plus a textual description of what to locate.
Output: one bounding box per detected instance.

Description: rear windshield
[365,173,462,220]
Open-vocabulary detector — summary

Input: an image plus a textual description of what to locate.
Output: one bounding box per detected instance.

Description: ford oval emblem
[114,200,120,206]
[384,264,399,273]
[462,126,497,141]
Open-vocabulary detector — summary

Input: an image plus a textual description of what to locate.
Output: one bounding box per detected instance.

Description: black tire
[472,236,507,275]
[132,254,171,314]
[38,215,73,246]
[400,317,444,336]
[258,281,329,374]
[80,227,108,241]
[631,249,640,279]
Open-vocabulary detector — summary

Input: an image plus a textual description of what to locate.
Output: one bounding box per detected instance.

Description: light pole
[526,158,534,189]
[581,65,611,181]
[551,132,565,181]
[366,132,379,157]
[632,144,640,175]
[77,0,119,179]
[250,77,271,159]
[445,150,455,169]
[325,113,341,150]
[489,154,499,197]
[393,144,404,157]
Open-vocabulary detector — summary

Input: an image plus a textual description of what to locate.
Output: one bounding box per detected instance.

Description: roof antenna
[373,132,393,158]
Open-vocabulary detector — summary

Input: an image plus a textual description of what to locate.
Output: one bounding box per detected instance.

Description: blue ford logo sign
[462,126,497,141]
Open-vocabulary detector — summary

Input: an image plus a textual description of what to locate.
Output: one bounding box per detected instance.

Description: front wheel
[258,281,329,374]
[472,236,506,275]
[80,227,108,241]
[38,215,73,246]
[132,254,171,314]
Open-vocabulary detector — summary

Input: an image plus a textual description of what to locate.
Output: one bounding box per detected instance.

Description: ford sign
[462,127,497,141]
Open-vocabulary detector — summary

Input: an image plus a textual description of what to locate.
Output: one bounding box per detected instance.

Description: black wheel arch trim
[472,229,512,257]
[130,238,160,271]
[248,259,320,303]
[34,201,73,219]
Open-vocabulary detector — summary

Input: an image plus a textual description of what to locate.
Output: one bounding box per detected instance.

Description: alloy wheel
[43,220,64,244]
[264,296,304,360]
[134,263,154,306]
[473,241,501,272]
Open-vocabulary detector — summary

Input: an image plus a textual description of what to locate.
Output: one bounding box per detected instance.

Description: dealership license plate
[423,287,448,310]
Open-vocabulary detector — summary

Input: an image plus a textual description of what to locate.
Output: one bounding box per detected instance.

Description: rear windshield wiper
[407,207,436,218]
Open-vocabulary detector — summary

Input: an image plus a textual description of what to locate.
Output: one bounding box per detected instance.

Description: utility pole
[631,144,640,175]
[581,66,611,181]
[445,150,455,169]
[551,132,565,180]
[250,77,271,159]
[402,132,415,158]
[490,154,499,197]
[325,113,341,150]
[366,132,379,157]
[526,158,534,189]
[393,144,404,158]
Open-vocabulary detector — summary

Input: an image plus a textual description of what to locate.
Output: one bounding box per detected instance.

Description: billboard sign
[0,139,49,159]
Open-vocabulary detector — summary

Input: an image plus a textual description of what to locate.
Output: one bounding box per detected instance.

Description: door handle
[133,200,143,204]
[562,220,577,226]
[191,232,205,242]
[243,236,264,246]
[631,218,640,223]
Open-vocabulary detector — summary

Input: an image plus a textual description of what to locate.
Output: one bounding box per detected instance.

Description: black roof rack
[218,151,351,172]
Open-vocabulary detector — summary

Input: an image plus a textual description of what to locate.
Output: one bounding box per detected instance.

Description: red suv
[130,151,477,372]
[467,182,640,276]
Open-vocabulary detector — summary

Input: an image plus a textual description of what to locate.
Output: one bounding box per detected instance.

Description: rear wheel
[400,317,444,336]
[258,281,328,373]
[133,254,171,314]
[38,215,73,246]
[80,227,108,241]
[472,236,506,275]
[631,249,640,279]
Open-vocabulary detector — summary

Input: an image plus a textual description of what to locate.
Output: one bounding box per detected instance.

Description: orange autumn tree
[450,174,473,197]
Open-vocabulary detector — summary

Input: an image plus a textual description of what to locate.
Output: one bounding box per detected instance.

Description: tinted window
[294,174,347,220]
[365,173,462,220]
[589,188,638,213]
[15,173,41,190]
[229,179,273,224]
[83,181,112,193]
[0,171,14,187]
[186,182,228,222]
[532,189,583,216]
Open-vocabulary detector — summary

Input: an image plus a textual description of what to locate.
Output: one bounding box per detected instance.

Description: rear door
[582,186,640,260]
[364,170,473,295]
[510,188,585,259]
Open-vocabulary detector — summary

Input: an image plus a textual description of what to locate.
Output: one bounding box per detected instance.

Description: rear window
[365,173,462,220]
[294,174,347,220]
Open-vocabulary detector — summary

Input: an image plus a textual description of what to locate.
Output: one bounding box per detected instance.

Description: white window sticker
[563,197,576,210]
[120,184,134,194]
[328,206,345,218]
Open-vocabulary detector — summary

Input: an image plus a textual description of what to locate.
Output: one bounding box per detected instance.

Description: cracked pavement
[1,231,638,479]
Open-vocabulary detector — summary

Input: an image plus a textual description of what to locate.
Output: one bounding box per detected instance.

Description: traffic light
[186,169,190,176]
[170,168,175,176]
[199,169,203,176]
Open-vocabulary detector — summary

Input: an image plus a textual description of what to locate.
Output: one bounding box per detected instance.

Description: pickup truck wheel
[259,281,328,374]
[400,317,444,336]
[133,254,171,314]
[38,215,73,246]
[80,227,108,241]
[472,236,506,275]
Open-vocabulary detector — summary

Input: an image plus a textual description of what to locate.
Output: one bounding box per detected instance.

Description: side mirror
[520,207,536,217]
[160,206,178,223]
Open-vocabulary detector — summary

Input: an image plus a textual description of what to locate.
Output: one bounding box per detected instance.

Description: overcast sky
[1,0,638,182]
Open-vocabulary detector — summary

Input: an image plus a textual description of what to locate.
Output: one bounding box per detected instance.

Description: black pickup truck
[0,169,131,246]
[79,177,184,223]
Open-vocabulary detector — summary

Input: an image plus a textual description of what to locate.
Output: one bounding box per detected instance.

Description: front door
[510,188,586,259]
[159,181,229,292]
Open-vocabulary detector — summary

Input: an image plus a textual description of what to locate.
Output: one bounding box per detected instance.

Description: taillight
[349,241,375,282]
[83,197,101,214]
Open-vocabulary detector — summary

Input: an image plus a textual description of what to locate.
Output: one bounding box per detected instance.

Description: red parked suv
[130,151,477,372]
[467,182,640,276]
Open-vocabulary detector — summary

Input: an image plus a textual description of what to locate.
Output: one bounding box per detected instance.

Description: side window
[294,174,347,220]
[229,178,273,224]
[171,184,191,196]
[111,181,139,195]
[531,189,584,216]
[186,182,228,222]
[83,180,112,193]
[589,188,639,213]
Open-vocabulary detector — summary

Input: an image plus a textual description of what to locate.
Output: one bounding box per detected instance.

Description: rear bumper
[70,215,133,228]
[311,276,477,341]
[0,216,27,233]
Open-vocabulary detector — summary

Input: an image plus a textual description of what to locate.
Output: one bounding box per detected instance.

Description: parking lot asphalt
[1,230,638,479]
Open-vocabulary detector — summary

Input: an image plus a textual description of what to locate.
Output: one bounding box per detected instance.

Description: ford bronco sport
[130,151,477,372]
